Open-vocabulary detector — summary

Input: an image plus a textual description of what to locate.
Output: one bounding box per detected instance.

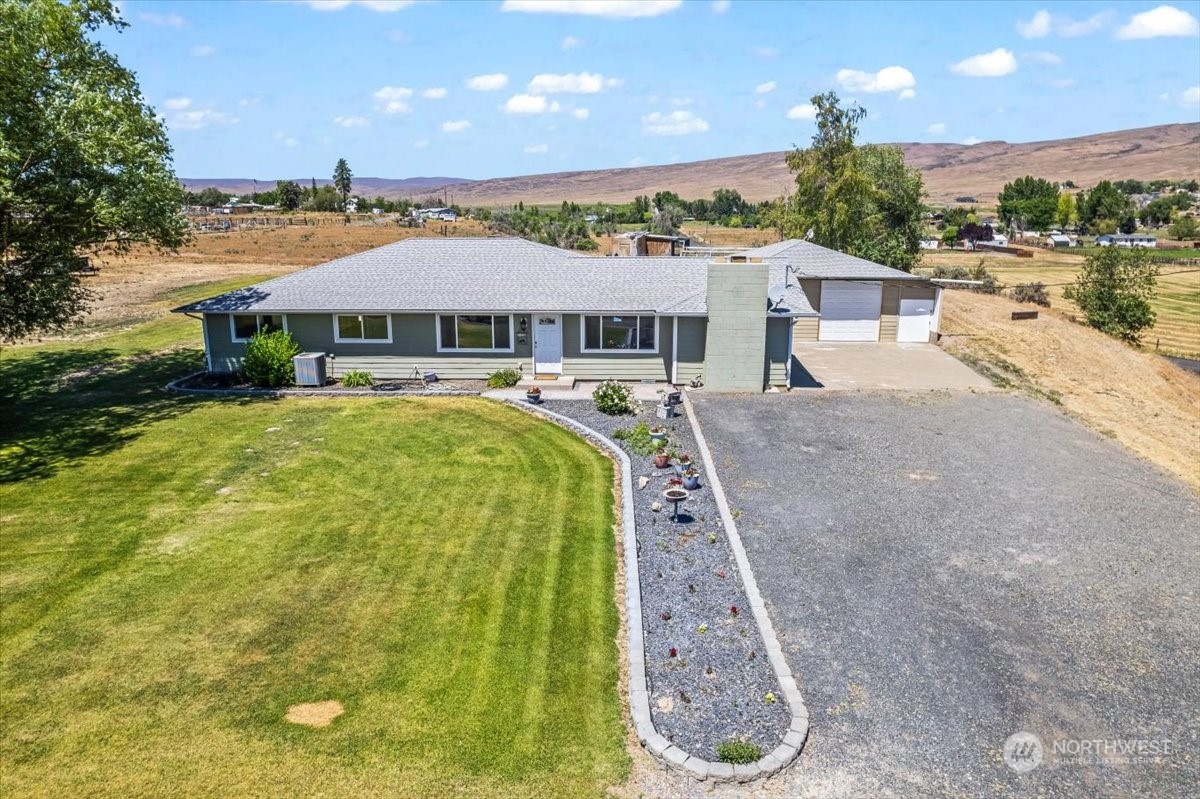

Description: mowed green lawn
[0,324,628,797]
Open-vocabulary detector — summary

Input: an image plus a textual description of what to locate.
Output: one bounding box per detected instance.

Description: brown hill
[181,123,1199,207]
[439,123,1199,206]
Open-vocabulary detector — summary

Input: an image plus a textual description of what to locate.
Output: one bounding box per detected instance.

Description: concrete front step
[517,375,576,389]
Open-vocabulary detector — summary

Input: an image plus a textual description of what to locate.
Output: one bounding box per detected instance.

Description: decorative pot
[682,474,700,490]
[653,453,670,469]
[526,391,542,404]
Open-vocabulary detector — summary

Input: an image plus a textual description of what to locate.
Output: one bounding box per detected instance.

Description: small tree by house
[1064,247,1159,344]
[1168,215,1199,240]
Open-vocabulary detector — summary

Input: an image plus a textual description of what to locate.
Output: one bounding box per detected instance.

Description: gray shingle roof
[175,237,710,315]
[738,239,928,281]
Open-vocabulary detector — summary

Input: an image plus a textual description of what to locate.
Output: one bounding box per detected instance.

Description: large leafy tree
[997,176,1058,233]
[1064,247,1159,344]
[1,0,188,342]
[782,92,924,271]
[1078,180,1133,229]
[333,158,353,210]
[276,180,302,211]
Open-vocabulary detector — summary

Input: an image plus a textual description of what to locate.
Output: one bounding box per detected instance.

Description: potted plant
[682,467,700,490]
[525,385,542,404]
[649,425,667,445]
[653,447,671,469]
[674,452,693,476]
[667,475,683,487]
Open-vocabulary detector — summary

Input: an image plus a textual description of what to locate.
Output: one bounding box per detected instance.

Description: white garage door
[819,281,882,341]
[897,297,934,342]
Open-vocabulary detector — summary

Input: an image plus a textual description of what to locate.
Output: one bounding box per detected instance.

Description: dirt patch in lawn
[285,700,344,728]
[939,291,1200,492]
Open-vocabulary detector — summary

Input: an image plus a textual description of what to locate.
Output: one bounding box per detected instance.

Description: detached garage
[818,281,883,341]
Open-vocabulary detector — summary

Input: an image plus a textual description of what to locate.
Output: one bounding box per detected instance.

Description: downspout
[183,312,212,372]
[671,315,679,385]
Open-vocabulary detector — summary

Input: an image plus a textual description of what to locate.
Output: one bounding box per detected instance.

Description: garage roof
[738,239,929,281]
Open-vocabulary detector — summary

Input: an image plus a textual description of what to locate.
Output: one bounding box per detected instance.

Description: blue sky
[104,0,1200,180]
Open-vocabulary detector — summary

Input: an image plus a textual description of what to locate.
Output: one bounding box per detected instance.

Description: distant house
[992,233,1009,247]
[612,231,690,257]
[413,207,458,222]
[1097,234,1157,248]
[918,238,940,250]
[1047,233,1074,248]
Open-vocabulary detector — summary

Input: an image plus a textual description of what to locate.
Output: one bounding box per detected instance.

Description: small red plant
[716,569,726,578]
[730,605,738,616]
[661,611,672,621]
[669,647,677,658]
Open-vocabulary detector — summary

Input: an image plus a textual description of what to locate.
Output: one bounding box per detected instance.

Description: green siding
[765,317,791,386]
[561,314,671,382]
[675,316,706,384]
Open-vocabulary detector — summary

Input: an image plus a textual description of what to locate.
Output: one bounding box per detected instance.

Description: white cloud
[466,73,509,91]
[164,97,192,110]
[304,1,417,11]
[1181,86,1200,106]
[333,115,370,128]
[422,87,448,99]
[927,122,946,135]
[754,81,777,95]
[571,107,590,119]
[500,0,682,18]
[1017,8,1110,38]
[787,103,816,120]
[1116,5,1199,39]
[503,94,561,114]
[1048,77,1077,89]
[190,44,215,57]
[527,72,619,94]
[898,88,916,100]
[753,46,779,58]
[642,110,709,135]
[373,85,413,113]
[238,97,261,108]
[711,0,730,12]
[140,11,185,27]
[170,109,238,130]
[670,96,693,106]
[961,136,983,145]
[1025,50,1062,65]
[413,139,429,148]
[524,143,550,154]
[562,35,581,49]
[441,119,471,133]
[836,65,916,95]
[950,48,1018,77]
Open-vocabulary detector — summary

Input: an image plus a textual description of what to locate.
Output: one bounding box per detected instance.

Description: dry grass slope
[939,291,1200,492]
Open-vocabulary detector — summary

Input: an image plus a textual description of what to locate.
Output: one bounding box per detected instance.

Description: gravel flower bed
[542,398,790,761]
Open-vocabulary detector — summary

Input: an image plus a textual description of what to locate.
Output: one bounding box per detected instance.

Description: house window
[437,314,513,351]
[582,315,657,352]
[231,313,285,342]
[334,314,391,342]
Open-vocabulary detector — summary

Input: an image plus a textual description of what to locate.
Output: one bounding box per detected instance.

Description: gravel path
[543,399,790,761]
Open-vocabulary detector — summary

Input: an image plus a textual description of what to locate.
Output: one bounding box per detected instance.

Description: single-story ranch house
[176,237,942,392]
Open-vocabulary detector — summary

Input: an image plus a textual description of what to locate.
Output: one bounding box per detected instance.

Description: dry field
[922,249,1200,359]
[939,291,1200,492]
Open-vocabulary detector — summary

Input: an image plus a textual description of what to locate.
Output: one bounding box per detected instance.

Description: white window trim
[580,313,660,354]
[435,313,516,353]
[230,313,289,344]
[332,313,394,344]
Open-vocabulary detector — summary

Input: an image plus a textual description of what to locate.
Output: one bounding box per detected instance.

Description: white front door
[819,281,883,341]
[897,297,934,342]
[533,314,562,374]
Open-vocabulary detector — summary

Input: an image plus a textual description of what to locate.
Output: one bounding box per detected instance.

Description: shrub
[930,261,999,295]
[341,369,374,388]
[611,420,657,455]
[592,379,638,416]
[486,367,521,388]
[1064,247,1159,343]
[716,738,762,765]
[1010,282,1051,307]
[242,329,301,387]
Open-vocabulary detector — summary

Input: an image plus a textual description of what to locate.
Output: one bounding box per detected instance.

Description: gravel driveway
[685,392,1199,798]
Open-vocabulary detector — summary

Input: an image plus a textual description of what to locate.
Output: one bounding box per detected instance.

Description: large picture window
[334,314,391,342]
[582,315,657,352]
[437,314,513,351]
[231,313,285,342]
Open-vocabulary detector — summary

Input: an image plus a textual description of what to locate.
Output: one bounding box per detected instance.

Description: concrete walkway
[791,342,993,391]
